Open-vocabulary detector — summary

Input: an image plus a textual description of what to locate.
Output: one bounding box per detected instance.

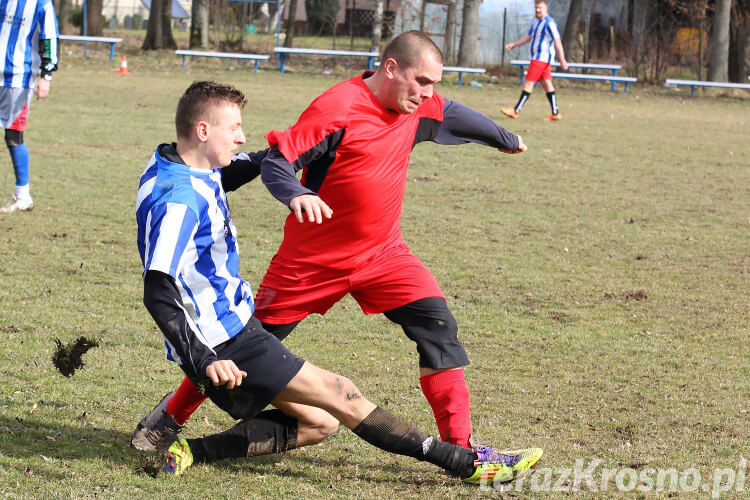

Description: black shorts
[181,316,305,420]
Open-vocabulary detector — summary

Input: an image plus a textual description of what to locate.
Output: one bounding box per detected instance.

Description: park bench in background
[664,78,750,97]
[59,35,122,60]
[274,47,379,73]
[511,59,626,91]
[174,50,270,72]
[549,72,638,93]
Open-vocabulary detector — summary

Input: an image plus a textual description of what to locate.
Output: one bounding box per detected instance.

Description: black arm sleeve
[260,145,317,207]
[433,99,519,151]
[221,148,269,192]
[143,270,218,377]
[39,38,58,77]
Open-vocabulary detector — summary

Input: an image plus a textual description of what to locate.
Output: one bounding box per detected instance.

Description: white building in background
[97,0,190,24]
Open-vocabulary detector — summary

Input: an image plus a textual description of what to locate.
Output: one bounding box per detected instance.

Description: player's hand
[206,360,247,389]
[290,194,333,224]
[499,135,527,154]
[34,78,50,99]
[560,60,569,71]
[505,43,514,52]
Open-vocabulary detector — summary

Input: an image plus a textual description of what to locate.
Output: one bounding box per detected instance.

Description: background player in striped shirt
[135,80,542,483]
[501,0,568,121]
[133,31,531,457]
[0,0,58,213]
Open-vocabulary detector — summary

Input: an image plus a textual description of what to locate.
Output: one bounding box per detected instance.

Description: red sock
[166,376,207,425]
[419,368,472,448]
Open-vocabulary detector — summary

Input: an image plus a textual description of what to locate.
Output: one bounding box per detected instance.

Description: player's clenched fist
[499,134,527,154]
[290,194,333,224]
[206,360,247,389]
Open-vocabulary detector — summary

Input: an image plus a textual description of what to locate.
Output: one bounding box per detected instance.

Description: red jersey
[265,72,445,271]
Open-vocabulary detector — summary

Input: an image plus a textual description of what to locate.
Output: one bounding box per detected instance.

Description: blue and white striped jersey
[0,0,59,89]
[527,15,561,64]
[136,145,254,363]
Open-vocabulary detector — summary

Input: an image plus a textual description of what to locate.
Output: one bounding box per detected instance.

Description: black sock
[187,409,298,463]
[351,406,477,478]
[546,91,558,115]
[514,91,531,114]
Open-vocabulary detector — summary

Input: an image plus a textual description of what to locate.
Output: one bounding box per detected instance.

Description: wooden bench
[59,35,122,61]
[373,62,485,85]
[175,50,270,72]
[274,47,379,73]
[664,78,750,97]
[549,72,638,93]
[511,59,624,91]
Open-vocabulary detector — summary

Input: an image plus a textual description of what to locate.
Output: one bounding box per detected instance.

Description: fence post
[501,7,506,68]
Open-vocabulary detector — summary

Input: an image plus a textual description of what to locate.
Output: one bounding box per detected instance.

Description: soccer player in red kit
[133,31,529,454]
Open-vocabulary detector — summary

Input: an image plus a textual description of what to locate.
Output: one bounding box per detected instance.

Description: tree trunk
[189,0,209,49]
[142,0,176,50]
[457,0,479,66]
[54,0,69,34]
[562,0,583,61]
[728,0,748,82]
[284,0,298,47]
[370,0,384,52]
[708,0,732,81]
[86,0,103,36]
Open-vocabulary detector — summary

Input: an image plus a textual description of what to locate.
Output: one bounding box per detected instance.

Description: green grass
[0,52,747,498]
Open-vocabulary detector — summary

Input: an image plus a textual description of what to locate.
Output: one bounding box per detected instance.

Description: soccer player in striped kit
[0,0,58,213]
[501,0,568,121]
[133,31,530,459]
[135,80,542,483]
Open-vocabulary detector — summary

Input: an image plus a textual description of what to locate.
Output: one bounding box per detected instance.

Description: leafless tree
[86,0,103,36]
[142,0,176,50]
[190,0,209,49]
[562,0,583,61]
[708,0,732,81]
[371,0,384,52]
[457,0,479,66]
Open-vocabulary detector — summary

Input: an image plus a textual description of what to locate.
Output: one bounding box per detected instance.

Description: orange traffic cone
[117,55,131,76]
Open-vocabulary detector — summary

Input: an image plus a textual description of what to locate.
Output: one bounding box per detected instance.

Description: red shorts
[254,241,445,324]
[525,60,552,83]
[9,102,28,132]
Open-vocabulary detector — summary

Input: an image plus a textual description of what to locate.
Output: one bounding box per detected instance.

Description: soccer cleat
[543,112,562,121]
[500,107,519,119]
[130,391,184,451]
[0,196,33,213]
[161,437,193,475]
[463,445,543,485]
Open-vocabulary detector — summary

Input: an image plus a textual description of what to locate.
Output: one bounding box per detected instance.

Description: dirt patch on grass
[0,325,19,333]
[52,336,99,377]
[625,290,649,301]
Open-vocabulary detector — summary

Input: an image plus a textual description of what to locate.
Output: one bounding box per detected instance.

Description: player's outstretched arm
[221,148,269,192]
[261,145,318,206]
[506,34,531,52]
[431,100,523,153]
[289,194,333,224]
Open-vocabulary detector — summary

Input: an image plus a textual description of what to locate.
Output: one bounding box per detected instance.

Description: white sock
[15,184,31,203]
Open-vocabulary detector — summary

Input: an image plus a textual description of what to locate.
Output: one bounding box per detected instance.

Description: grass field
[0,52,747,498]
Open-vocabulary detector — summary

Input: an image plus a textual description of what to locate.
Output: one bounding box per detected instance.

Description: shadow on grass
[0,413,454,487]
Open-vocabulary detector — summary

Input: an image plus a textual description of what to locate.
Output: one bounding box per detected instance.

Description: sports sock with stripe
[514,91,531,114]
[546,91,559,115]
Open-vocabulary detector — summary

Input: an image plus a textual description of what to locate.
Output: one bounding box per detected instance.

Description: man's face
[535,1,547,19]
[205,103,246,168]
[386,51,443,114]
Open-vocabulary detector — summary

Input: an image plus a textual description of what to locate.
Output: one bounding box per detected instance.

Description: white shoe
[0,196,33,213]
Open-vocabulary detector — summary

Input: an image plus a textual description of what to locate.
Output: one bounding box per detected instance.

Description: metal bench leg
[182,56,186,68]
[280,54,285,73]
[612,69,617,91]
[690,86,695,98]
[519,66,524,85]
[254,60,258,72]
[83,42,87,58]
[109,44,115,61]
[624,82,628,93]
[458,72,463,85]
[368,57,373,71]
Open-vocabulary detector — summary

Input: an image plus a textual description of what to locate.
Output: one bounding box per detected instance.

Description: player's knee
[5,129,23,147]
[328,375,364,414]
